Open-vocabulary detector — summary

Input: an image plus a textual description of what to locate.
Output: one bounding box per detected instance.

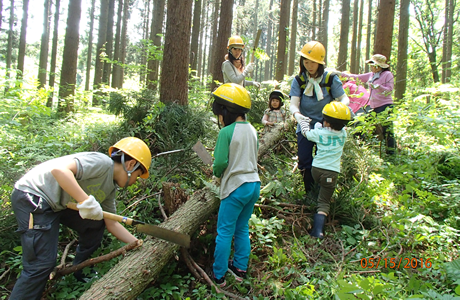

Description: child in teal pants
[211,83,261,287]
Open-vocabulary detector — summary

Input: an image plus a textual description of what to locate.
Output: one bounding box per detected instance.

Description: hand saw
[67,202,190,248]
[192,141,213,166]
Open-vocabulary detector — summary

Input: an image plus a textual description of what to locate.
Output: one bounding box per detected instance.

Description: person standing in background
[222,35,261,88]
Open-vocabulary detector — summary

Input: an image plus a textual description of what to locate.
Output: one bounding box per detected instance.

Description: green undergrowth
[0,80,459,299]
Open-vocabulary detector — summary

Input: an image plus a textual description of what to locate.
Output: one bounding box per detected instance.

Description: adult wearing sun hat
[338,54,396,155]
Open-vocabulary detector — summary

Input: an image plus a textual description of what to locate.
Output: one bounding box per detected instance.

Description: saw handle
[66,202,137,226]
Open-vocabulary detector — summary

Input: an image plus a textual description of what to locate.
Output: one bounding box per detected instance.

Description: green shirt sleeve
[212,124,235,178]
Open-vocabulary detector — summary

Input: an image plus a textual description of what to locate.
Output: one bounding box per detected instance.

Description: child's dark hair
[323,115,349,131]
[111,150,146,174]
[299,57,325,78]
[212,102,246,127]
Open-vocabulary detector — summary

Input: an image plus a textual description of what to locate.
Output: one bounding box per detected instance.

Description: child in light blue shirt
[299,102,352,238]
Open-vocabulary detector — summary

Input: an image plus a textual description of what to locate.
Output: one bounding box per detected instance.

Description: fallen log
[78,121,291,299]
[258,119,294,157]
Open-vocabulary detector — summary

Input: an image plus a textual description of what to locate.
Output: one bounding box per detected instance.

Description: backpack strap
[295,72,336,98]
[319,72,335,96]
[295,74,307,96]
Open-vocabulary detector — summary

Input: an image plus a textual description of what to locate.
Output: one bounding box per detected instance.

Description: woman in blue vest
[289,41,350,200]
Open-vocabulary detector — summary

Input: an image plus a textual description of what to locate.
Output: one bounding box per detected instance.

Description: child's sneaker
[213,275,226,287]
[228,260,247,282]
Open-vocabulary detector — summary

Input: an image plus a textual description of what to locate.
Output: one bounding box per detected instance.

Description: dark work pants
[373,104,396,153]
[297,131,316,193]
[311,167,338,215]
[9,189,105,300]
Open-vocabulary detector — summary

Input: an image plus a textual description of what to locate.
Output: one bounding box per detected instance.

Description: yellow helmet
[108,137,152,178]
[212,83,251,114]
[298,41,326,65]
[227,36,245,49]
[322,101,352,121]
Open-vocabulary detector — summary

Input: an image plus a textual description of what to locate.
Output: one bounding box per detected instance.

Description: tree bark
[373,0,395,59]
[6,0,14,83]
[364,0,372,73]
[16,0,29,81]
[78,119,290,300]
[356,0,364,72]
[111,0,123,88]
[350,0,359,73]
[159,0,193,104]
[395,0,409,100]
[197,0,207,80]
[57,0,82,115]
[441,0,454,83]
[210,0,233,91]
[47,0,61,107]
[319,0,329,64]
[288,0,298,76]
[103,0,115,85]
[275,0,290,81]
[207,0,220,77]
[93,0,109,97]
[84,0,96,91]
[139,0,151,84]
[38,0,51,88]
[264,0,273,81]
[190,0,202,73]
[146,0,165,90]
[337,0,351,70]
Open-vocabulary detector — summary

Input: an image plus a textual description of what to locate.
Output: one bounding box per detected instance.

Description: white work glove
[253,81,261,88]
[314,122,323,130]
[244,63,255,73]
[299,119,311,137]
[370,83,380,89]
[294,112,311,124]
[76,195,103,220]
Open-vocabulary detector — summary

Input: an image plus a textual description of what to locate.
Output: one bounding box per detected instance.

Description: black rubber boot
[310,213,326,239]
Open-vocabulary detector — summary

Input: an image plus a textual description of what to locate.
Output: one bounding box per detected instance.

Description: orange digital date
[360,257,432,269]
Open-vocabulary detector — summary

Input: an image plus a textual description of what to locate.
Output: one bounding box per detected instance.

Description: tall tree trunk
[365,0,372,73]
[139,0,151,84]
[320,0,329,64]
[58,0,82,115]
[6,0,14,84]
[264,0,273,81]
[356,0,364,72]
[115,0,130,88]
[16,0,29,81]
[160,0,193,104]
[0,0,3,31]
[197,0,207,80]
[210,0,233,91]
[288,0,298,76]
[146,0,165,90]
[47,0,61,108]
[441,0,454,83]
[312,0,316,40]
[350,0,359,73]
[208,0,221,86]
[93,0,109,102]
[38,0,51,88]
[103,0,115,85]
[85,0,96,91]
[337,0,351,70]
[111,0,123,88]
[190,0,201,73]
[395,0,409,100]
[373,0,395,59]
[275,0,290,81]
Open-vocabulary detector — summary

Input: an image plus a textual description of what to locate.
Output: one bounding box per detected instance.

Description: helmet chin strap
[229,49,242,60]
[120,152,140,188]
